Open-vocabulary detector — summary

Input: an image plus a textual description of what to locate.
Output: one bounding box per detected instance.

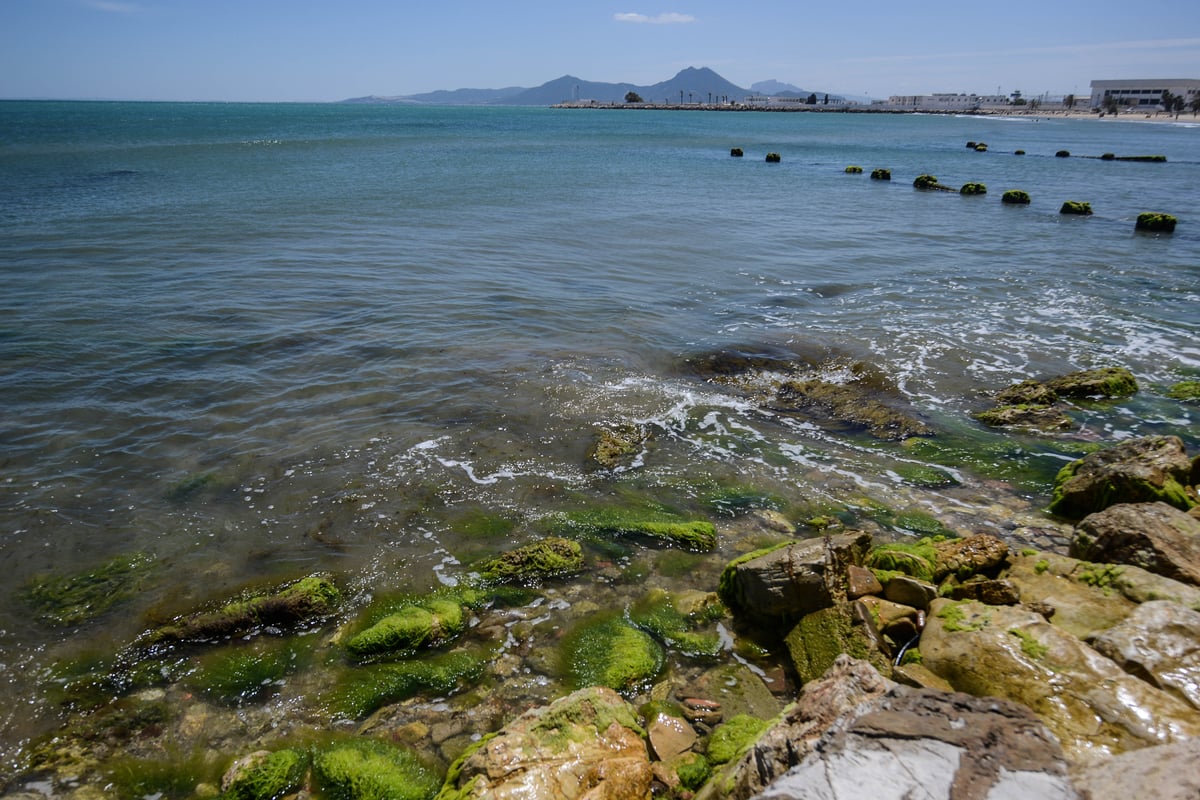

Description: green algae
[314,738,442,800]
[105,746,223,800]
[1166,380,1200,403]
[960,182,987,195]
[870,168,891,180]
[1135,212,1177,232]
[346,599,466,660]
[913,174,940,189]
[1002,189,1031,205]
[1045,366,1138,399]
[1009,628,1048,660]
[676,752,712,790]
[561,614,665,694]
[704,486,786,518]
[22,552,154,627]
[706,714,768,764]
[326,650,487,718]
[1059,200,1093,216]
[785,603,891,684]
[475,536,584,584]
[558,508,717,552]
[188,637,313,705]
[628,589,723,659]
[150,574,340,644]
[936,601,989,633]
[865,539,940,582]
[164,471,218,503]
[845,165,864,173]
[224,749,309,800]
[894,463,958,488]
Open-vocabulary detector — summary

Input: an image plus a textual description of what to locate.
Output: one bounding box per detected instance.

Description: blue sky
[2,0,1198,101]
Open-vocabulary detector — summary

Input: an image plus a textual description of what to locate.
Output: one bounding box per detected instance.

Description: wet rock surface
[1049,435,1197,519]
[1071,501,1200,586]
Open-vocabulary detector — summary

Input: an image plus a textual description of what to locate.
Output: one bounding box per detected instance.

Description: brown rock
[1088,600,1200,711]
[648,712,697,761]
[846,564,883,598]
[1071,740,1200,800]
[1072,502,1200,586]
[1049,435,1195,519]
[882,575,937,609]
[948,577,1021,605]
[933,533,1009,580]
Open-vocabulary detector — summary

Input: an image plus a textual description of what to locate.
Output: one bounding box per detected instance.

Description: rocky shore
[4,361,1199,800]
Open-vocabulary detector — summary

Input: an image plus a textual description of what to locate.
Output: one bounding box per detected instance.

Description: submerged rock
[586,423,649,470]
[346,599,467,658]
[475,536,584,584]
[1049,435,1196,519]
[314,737,440,800]
[1045,366,1138,398]
[561,614,665,693]
[774,379,932,440]
[149,574,340,644]
[1071,502,1200,586]
[438,685,652,799]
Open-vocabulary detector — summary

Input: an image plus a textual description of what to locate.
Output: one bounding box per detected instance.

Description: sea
[1,101,1198,772]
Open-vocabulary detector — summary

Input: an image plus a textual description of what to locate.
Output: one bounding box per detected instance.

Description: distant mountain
[751,79,810,97]
[342,67,843,106]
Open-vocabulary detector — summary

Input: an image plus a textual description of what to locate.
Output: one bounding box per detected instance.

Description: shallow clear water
[1,102,1198,763]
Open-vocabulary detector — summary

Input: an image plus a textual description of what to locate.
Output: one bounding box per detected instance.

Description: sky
[1,0,1198,102]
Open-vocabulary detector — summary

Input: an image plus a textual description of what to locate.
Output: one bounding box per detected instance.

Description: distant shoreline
[551,102,1199,124]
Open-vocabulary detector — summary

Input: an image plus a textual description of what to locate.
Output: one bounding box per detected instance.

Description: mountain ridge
[344,67,844,106]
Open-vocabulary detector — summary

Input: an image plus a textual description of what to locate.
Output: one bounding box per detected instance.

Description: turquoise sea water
[1,102,1198,767]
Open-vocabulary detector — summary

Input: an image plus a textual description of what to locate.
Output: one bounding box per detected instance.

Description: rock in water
[1048,435,1196,519]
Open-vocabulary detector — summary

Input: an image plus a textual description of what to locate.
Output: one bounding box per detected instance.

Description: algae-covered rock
[314,738,441,800]
[1002,189,1031,205]
[996,379,1059,407]
[22,552,154,627]
[765,152,781,163]
[328,650,486,718]
[867,534,1006,585]
[150,574,339,644]
[913,174,939,189]
[775,379,932,440]
[1072,502,1200,586]
[1166,380,1200,403]
[1135,212,1177,232]
[222,749,308,800]
[437,686,651,799]
[1060,200,1094,215]
[706,714,769,765]
[975,403,1073,431]
[190,638,311,705]
[870,168,891,180]
[730,147,744,157]
[629,588,723,658]
[586,423,649,470]
[561,614,665,693]
[844,165,863,173]
[562,510,717,552]
[784,601,893,684]
[920,598,1200,763]
[1045,366,1138,398]
[346,599,466,659]
[960,182,987,195]
[1049,436,1196,519]
[718,532,872,626]
[475,536,583,584]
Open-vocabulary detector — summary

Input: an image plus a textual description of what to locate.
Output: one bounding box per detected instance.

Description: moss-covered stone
[327,650,487,718]
[765,152,781,163]
[150,575,340,644]
[475,536,584,584]
[190,638,311,705]
[865,540,940,582]
[1060,200,1093,216]
[730,148,743,157]
[784,602,892,683]
[703,486,785,518]
[1014,149,1025,155]
[224,749,309,800]
[845,165,864,173]
[1048,435,1195,518]
[314,738,441,800]
[562,510,717,552]
[1166,380,1200,403]
[1045,367,1138,399]
[22,552,154,627]
[913,174,939,190]
[870,168,891,180]
[1136,212,1177,232]
[561,614,665,694]
[1002,189,1031,205]
[974,404,1073,431]
[586,424,649,470]
[995,380,1058,406]
[1118,155,1167,162]
[1055,150,1070,158]
[675,752,712,791]
[894,463,959,488]
[706,715,768,764]
[960,182,987,195]
[629,589,722,658]
[775,379,932,440]
[346,600,466,659]
[104,748,223,800]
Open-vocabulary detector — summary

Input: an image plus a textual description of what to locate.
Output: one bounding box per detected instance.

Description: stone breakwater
[5,361,1200,800]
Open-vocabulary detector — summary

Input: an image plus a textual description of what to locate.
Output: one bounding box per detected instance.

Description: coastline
[551,102,1200,124]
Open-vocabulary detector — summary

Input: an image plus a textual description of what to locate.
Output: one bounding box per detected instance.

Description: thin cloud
[84,1,140,12]
[615,12,696,24]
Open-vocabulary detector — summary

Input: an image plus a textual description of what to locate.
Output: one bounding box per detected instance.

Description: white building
[1089,79,1200,110]
[884,93,1011,111]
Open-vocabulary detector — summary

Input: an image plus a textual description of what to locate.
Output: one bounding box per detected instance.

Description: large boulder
[1048,436,1196,519]
[920,598,1200,763]
[1071,502,1200,586]
[718,533,872,627]
[699,656,1078,800]
[1071,740,1200,800]
[1088,600,1200,711]
[784,601,893,684]
[438,686,652,799]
